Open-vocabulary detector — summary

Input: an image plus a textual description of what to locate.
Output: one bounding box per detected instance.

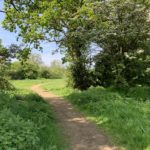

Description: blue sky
[0,0,62,65]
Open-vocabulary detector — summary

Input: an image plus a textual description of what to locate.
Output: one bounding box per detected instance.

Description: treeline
[6,59,65,80]
[0,41,66,80]
[2,0,150,90]
[0,41,66,91]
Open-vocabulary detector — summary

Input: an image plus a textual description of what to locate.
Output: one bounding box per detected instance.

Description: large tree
[0,40,22,76]
[1,0,150,88]
[2,0,95,90]
[92,0,150,87]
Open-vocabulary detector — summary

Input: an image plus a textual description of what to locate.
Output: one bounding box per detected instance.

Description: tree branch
[10,0,19,11]
[0,10,6,13]
[0,9,14,23]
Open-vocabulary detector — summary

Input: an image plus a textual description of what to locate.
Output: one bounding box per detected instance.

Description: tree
[0,40,22,77]
[0,40,19,90]
[2,0,150,88]
[0,40,10,65]
[49,60,65,79]
[29,54,44,67]
[9,54,43,80]
[92,0,150,87]
[2,0,95,90]
[0,40,10,77]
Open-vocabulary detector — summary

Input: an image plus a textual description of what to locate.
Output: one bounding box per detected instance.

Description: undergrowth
[0,89,67,150]
[42,79,150,150]
[0,77,15,90]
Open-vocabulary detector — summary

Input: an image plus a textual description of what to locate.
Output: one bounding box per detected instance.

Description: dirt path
[32,85,117,150]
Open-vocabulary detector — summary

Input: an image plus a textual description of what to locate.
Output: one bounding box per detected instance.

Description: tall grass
[42,79,150,150]
[1,80,67,150]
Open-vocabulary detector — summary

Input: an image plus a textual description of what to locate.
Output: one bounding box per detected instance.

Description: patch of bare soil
[32,85,117,150]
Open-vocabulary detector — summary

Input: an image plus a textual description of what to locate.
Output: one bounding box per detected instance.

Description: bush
[0,89,66,150]
[126,86,150,102]
[0,109,40,150]
[0,77,15,90]
[40,69,52,79]
[8,60,66,80]
[9,70,26,80]
[114,75,129,89]
[8,62,39,80]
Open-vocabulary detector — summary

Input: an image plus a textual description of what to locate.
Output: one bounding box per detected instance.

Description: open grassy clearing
[41,79,150,150]
[0,80,67,150]
[11,79,49,90]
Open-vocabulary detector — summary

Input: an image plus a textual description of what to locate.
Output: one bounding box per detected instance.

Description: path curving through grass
[32,84,117,150]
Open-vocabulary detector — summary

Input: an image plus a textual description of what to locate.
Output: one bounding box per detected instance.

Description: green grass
[0,80,67,150]
[11,79,48,89]
[42,79,150,150]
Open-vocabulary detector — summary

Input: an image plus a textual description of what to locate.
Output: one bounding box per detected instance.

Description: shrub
[0,109,40,150]
[0,77,15,90]
[0,90,66,150]
[40,69,52,79]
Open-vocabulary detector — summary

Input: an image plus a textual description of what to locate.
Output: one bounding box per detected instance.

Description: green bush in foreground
[0,90,66,150]
[0,109,39,150]
[0,77,15,90]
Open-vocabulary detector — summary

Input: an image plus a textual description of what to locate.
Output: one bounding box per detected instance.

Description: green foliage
[93,0,150,87]
[40,68,52,79]
[23,62,39,79]
[2,0,93,90]
[49,60,66,79]
[8,58,66,80]
[0,77,15,90]
[0,87,67,150]
[119,86,150,102]
[0,40,23,66]
[94,52,116,87]
[68,63,91,90]
[0,43,9,65]
[42,79,150,150]
[67,87,150,150]
[0,40,10,78]
[8,62,39,80]
[0,109,39,150]
[2,0,150,88]
[8,62,25,80]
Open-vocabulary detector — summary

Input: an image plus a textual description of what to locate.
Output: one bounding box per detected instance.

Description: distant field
[11,79,48,89]
[41,79,150,150]
[11,79,67,90]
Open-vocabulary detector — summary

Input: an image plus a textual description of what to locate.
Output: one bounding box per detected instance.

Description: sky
[0,0,62,65]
